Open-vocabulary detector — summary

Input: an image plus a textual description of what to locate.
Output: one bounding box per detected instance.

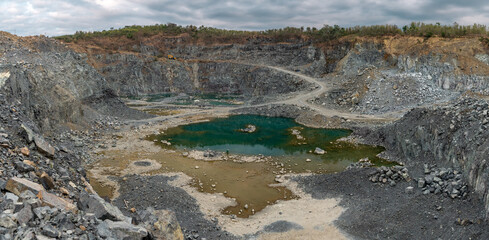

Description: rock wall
[329,38,489,114]
[92,53,312,98]
[0,33,143,132]
[369,98,489,217]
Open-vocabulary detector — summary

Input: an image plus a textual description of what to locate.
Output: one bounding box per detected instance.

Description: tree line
[54,22,488,43]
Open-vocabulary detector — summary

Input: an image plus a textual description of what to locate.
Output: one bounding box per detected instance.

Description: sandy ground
[89,111,350,239]
[86,65,489,239]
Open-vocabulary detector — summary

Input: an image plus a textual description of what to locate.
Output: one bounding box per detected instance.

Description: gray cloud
[1,0,489,36]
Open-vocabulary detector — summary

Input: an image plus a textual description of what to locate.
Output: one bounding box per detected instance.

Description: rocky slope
[2,29,489,239]
[0,32,175,239]
[363,97,489,217]
[0,32,148,133]
[69,35,489,117]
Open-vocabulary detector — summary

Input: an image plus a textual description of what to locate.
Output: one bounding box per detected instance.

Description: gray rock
[389,180,396,187]
[13,161,35,173]
[19,190,37,201]
[417,178,426,188]
[425,175,434,184]
[0,214,16,229]
[33,206,55,220]
[25,198,42,209]
[78,192,130,223]
[97,220,148,239]
[21,124,35,143]
[0,179,7,190]
[54,213,76,231]
[15,205,33,225]
[4,193,18,203]
[433,176,441,183]
[41,224,60,238]
[34,135,56,158]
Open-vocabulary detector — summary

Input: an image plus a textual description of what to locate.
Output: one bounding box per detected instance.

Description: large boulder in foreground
[78,192,131,223]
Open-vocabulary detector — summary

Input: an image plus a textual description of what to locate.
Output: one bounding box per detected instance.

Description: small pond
[142,115,389,217]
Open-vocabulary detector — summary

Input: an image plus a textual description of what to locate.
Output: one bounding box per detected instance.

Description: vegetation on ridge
[55,22,488,44]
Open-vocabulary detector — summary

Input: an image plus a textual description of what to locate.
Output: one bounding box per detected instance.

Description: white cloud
[0,0,489,36]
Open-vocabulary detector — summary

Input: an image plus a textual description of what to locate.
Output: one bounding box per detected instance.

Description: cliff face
[323,37,489,114]
[3,31,489,217]
[366,98,489,216]
[70,36,489,115]
[0,32,144,133]
[94,54,311,98]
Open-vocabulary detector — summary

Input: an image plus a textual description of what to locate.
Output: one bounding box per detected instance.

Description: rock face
[95,55,312,99]
[0,32,145,132]
[368,97,489,217]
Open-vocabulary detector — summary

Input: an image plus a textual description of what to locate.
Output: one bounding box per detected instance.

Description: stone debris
[21,124,55,157]
[368,166,410,186]
[415,164,469,199]
[346,157,373,169]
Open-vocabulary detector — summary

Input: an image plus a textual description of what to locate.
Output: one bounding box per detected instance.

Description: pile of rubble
[0,93,183,239]
[368,166,410,186]
[414,164,469,199]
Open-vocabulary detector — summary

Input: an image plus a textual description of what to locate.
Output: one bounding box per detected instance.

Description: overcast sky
[2,0,489,36]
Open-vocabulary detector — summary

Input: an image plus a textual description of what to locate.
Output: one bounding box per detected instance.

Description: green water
[152,115,387,169]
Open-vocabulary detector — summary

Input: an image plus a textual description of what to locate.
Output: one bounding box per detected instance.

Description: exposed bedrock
[94,54,312,98]
[364,97,489,217]
[0,33,146,132]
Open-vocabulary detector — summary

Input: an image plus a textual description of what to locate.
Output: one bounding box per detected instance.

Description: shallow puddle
[142,109,181,116]
[90,115,388,218]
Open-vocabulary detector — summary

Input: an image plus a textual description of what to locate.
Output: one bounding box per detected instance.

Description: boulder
[21,124,35,143]
[78,192,130,222]
[40,172,55,190]
[38,190,77,212]
[41,224,60,238]
[14,160,35,173]
[5,177,44,195]
[15,205,33,225]
[0,214,16,229]
[5,192,19,203]
[33,206,55,220]
[97,220,148,239]
[152,209,184,240]
[20,124,55,157]
[19,190,37,201]
[314,147,326,155]
[34,136,55,158]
